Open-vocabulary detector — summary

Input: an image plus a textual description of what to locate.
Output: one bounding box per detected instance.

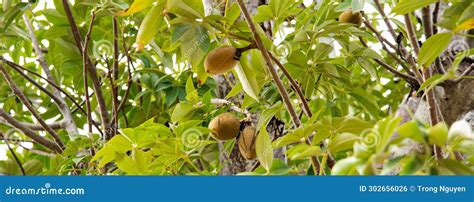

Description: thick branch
[0,64,65,150]
[403,14,420,55]
[22,14,79,136]
[0,117,64,131]
[0,109,62,153]
[421,6,442,159]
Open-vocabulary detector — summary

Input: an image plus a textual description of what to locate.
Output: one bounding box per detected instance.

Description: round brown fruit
[208,112,240,141]
[204,46,239,75]
[238,126,257,160]
[339,9,363,27]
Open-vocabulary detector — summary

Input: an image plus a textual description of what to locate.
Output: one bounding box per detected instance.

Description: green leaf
[2,2,30,31]
[171,103,195,122]
[392,0,437,15]
[397,121,426,143]
[427,122,448,147]
[235,50,261,101]
[418,33,453,68]
[290,145,322,160]
[351,0,365,12]
[256,127,273,173]
[331,157,360,175]
[328,133,360,154]
[167,0,204,19]
[23,159,42,175]
[375,116,402,154]
[185,75,198,102]
[438,159,474,175]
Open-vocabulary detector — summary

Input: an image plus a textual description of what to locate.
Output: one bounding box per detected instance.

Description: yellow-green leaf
[135,2,166,51]
[115,0,155,16]
[418,33,453,68]
[454,18,474,32]
[256,127,273,173]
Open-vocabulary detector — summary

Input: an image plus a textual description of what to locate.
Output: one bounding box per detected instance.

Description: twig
[1,132,25,175]
[358,37,418,86]
[111,16,120,138]
[453,64,474,84]
[361,15,412,75]
[236,0,321,174]
[373,0,398,39]
[1,59,103,134]
[196,98,250,115]
[2,59,84,113]
[371,1,424,84]
[22,14,79,136]
[62,0,111,138]
[0,109,62,153]
[0,64,65,150]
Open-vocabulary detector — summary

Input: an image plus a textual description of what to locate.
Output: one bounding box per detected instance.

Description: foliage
[0,0,473,176]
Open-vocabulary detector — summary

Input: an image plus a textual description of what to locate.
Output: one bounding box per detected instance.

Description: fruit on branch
[208,112,240,140]
[204,46,241,75]
[238,126,257,160]
[339,9,363,27]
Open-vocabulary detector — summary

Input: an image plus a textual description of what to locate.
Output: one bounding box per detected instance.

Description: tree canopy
[0,0,473,175]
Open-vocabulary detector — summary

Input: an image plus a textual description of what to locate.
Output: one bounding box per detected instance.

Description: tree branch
[0,117,64,131]
[268,53,312,118]
[0,64,65,150]
[421,6,443,159]
[0,109,62,153]
[83,11,96,136]
[110,16,120,138]
[62,0,111,138]
[22,13,79,136]
[236,0,321,174]
[403,14,421,55]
